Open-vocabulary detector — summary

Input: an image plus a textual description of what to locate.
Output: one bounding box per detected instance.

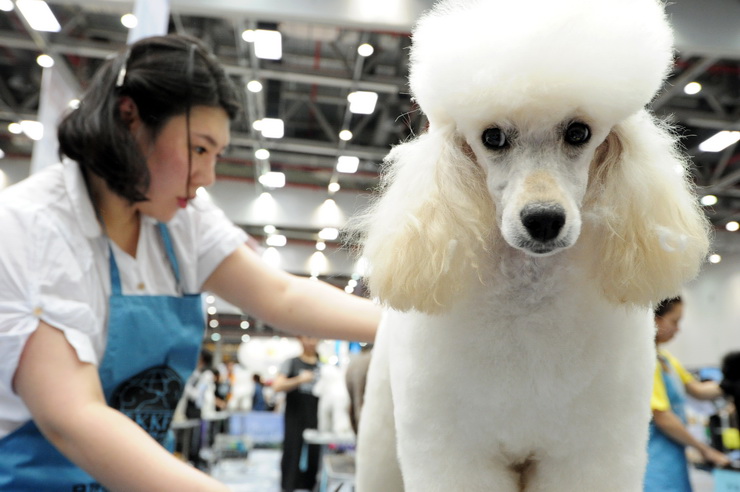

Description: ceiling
[0,1,739,233]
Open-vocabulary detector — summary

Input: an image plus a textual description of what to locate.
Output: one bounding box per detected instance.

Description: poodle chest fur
[382,260,656,491]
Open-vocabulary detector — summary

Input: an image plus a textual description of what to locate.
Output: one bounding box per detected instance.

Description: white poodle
[352,0,711,491]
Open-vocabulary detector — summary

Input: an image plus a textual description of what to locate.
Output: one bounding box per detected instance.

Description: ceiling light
[726,221,739,232]
[348,91,378,114]
[255,148,270,160]
[709,254,722,264]
[240,321,250,329]
[260,118,284,138]
[357,43,374,57]
[328,182,341,193]
[241,29,256,43]
[263,224,276,234]
[259,171,285,188]
[20,120,44,140]
[254,29,282,60]
[339,129,353,141]
[315,241,326,251]
[36,54,54,68]
[206,295,215,304]
[309,251,328,277]
[0,148,5,159]
[210,330,220,338]
[16,0,61,32]
[262,246,281,268]
[344,285,354,294]
[698,131,740,153]
[68,98,80,109]
[683,82,702,95]
[700,195,718,206]
[8,123,22,134]
[247,80,263,93]
[0,0,14,12]
[318,227,339,240]
[337,155,360,173]
[121,13,138,29]
[241,334,251,343]
[266,234,287,247]
[207,306,217,315]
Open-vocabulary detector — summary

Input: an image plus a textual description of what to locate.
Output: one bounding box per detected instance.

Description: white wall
[667,232,740,369]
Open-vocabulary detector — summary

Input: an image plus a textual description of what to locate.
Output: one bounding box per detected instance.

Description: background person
[273,336,322,492]
[644,297,730,492]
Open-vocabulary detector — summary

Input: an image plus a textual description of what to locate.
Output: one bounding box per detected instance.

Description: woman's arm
[272,370,314,394]
[686,380,724,400]
[652,409,730,467]
[14,322,230,492]
[203,245,380,343]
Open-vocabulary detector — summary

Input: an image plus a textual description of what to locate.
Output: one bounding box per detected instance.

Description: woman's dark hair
[720,351,740,400]
[58,34,241,202]
[654,296,682,318]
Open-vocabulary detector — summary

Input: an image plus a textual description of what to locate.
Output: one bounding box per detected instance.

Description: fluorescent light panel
[347,91,378,114]
[698,131,740,153]
[254,30,282,60]
[337,155,360,173]
[17,0,61,32]
[260,118,284,139]
[259,171,285,188]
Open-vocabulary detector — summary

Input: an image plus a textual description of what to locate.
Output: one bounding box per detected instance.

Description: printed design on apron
[108,365,184,443]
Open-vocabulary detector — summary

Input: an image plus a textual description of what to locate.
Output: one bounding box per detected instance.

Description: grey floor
[210,449,282,492]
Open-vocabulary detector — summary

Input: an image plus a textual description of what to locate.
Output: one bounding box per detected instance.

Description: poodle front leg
[355,314,404,492]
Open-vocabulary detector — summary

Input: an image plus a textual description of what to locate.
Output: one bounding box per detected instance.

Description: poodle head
[410,0,674,130]
[355,0,709,313]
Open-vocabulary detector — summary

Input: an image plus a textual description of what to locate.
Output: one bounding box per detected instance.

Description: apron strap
[107,223,182,295]
[108,243,124,296]
[157,222,182,285]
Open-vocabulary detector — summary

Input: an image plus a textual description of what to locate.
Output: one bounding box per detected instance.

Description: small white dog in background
[352,0,711,491]
[313,364,353,435]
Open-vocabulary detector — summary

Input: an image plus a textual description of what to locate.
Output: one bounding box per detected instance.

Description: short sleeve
[664,351,695,385]
[279,358,293,377]
[0,209,38,397]
[0,208,95,387]
[650,361,670,412]
[0,207,101,398]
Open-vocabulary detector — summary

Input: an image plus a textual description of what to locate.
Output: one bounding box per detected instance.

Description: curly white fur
[353,0,711,491]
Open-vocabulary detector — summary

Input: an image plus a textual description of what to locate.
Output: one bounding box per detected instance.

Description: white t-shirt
[0,160,247,438]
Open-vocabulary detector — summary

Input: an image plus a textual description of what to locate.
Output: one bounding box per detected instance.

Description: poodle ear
[584,110,711,305]
[357,127,495,314]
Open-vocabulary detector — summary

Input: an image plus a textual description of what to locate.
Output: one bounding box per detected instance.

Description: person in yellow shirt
[644,297,730,491]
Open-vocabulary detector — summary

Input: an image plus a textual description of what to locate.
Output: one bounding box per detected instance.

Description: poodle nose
[520,204,566,242]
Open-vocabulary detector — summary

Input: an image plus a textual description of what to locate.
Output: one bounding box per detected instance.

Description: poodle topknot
[410,0,674,128]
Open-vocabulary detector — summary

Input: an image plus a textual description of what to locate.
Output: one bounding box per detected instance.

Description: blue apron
[644,353,693,492]
[0,223,205,491]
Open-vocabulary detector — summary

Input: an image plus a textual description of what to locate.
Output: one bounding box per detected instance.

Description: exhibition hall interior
[0,0,739,490]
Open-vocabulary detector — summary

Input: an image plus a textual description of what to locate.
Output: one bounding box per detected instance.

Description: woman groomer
[0,34,379,491]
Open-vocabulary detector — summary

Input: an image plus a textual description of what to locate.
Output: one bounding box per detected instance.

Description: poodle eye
[482,128,508,150]
[564,122,591,146]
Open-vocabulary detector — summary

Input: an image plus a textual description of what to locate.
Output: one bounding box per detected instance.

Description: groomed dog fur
[352,0,710,491]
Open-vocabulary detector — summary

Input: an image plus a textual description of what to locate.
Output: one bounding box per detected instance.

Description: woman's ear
[356,126,495,314]
[583,110,711,305]
[118,96,141,131]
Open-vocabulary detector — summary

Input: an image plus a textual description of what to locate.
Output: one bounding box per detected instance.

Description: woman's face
[655,302,683,344]
[134,105,230,222]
